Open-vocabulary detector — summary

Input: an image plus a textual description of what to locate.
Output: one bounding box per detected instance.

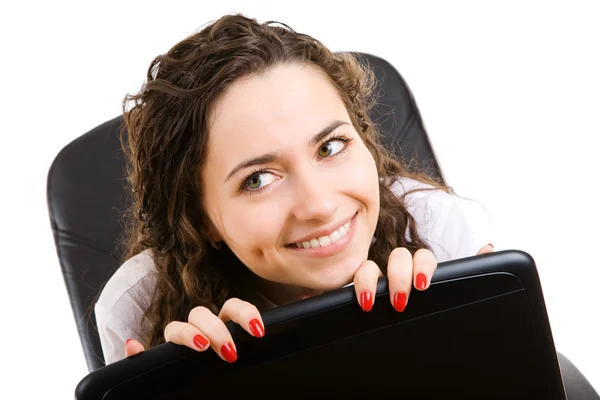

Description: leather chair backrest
[46,52,443,371]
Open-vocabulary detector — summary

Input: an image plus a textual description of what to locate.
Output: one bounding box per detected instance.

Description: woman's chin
[309,263,363,291]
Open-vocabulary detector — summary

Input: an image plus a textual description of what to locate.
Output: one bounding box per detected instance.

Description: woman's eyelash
[324,134,352,146]
[318,133,353,158]
[239,168,271,195]
[238,133,353,195]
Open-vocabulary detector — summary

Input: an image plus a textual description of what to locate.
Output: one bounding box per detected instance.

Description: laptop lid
[76,250,566,399]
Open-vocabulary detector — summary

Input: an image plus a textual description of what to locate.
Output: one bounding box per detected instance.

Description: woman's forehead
[206,64,350,159]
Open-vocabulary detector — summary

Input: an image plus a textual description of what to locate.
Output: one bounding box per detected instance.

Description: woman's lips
[286,212,357,257]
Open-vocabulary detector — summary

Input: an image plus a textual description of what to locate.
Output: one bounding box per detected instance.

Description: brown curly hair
[121,14,448,349]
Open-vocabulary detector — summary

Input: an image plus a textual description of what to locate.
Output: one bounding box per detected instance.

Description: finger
[352,260,382,312]
[164,320,211,352]
[124,338,145,358]
[187,306,238,363]
[218,298,265,338]
[412,248,438,291]
[387,247,414,312]
[477,243,494,255]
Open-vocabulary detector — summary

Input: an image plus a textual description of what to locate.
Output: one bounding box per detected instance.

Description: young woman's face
[201,63,380,292]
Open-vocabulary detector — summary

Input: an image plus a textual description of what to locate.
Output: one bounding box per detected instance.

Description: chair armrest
[558,352,599,399]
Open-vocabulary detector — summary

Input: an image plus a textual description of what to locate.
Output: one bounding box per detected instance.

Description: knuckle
[220,298,246,320]
[222,297,242,307]
[243,302,260,318]
[164,321,173,338]
[202,320,227,339]
[364,259,380,271]
[414,248,438,268]
[390,247,411,260]
[164,321,182,342]
[188,306,212,323]
[414,248,435,260]
[388,247,413,274]
[354,261,375,282]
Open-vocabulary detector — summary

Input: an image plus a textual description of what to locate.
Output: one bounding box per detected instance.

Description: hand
[477,243,494,255]
[352,243,496,312]
[353,248,438,312]
[124,298,265,363]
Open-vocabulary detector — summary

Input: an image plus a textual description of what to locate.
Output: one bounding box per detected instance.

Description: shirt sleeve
[94,250,156,365]
[397,178,494,263]
[95,303,140,365]
[424,196,494,262]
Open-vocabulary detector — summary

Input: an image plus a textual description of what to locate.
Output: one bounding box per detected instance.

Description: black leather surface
[47,53,441,371]
[354,52,444,181]
[558,352,599,399]
[47,116,129,371]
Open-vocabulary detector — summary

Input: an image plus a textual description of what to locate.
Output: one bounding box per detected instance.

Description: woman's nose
[290,170,338,222]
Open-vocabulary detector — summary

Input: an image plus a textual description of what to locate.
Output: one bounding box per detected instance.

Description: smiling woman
[202,64,380,293]
[93,13,493,366]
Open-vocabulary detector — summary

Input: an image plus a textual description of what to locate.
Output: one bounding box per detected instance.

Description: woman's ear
[199,214,223,244]
[197,218,223,250]
[207,226,223,246]
[196,212,223,250]
[187,194,222,243]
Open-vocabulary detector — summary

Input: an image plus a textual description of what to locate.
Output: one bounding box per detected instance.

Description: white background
[1,1,598,397]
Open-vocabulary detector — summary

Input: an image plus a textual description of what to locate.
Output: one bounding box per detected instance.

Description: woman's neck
[212,246,322,308]
[251,275,323,308]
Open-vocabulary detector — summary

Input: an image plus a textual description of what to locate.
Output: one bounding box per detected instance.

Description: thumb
[125,338,145,358]
[477,243,494,255]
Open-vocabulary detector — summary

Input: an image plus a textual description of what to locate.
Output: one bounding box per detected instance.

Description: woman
[95,14,493,365]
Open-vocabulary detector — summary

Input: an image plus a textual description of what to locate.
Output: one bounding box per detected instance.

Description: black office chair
[46,52,598,398]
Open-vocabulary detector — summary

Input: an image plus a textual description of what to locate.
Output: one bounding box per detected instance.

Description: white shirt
[95,177,492,365]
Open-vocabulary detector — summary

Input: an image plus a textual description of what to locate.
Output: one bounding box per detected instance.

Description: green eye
[247,175,262,190]
[243,171,277,192]
[318,140,345,158]
[318,143,332,157]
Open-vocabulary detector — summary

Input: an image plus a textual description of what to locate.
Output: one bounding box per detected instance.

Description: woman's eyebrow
[309,120,350,146]
[225,152,281,182]
[224,120,351,183]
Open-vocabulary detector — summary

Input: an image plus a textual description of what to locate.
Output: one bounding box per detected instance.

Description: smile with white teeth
[295,221,351,249]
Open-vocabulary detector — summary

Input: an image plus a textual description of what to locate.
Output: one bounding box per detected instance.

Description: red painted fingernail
[125,338,132,345]
[249,318,265,338]
[360,290,373,312]
[193,334,209,349]
[416,273,427,290]
[394,292,407,312]
[221,342,237,363]
[488,243,494,249]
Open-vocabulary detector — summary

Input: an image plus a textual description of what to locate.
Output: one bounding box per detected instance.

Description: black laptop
[75,250,567,399]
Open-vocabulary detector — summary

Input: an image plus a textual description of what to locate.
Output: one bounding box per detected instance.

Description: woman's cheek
[345,151,379,194]
[223,200,285,247]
